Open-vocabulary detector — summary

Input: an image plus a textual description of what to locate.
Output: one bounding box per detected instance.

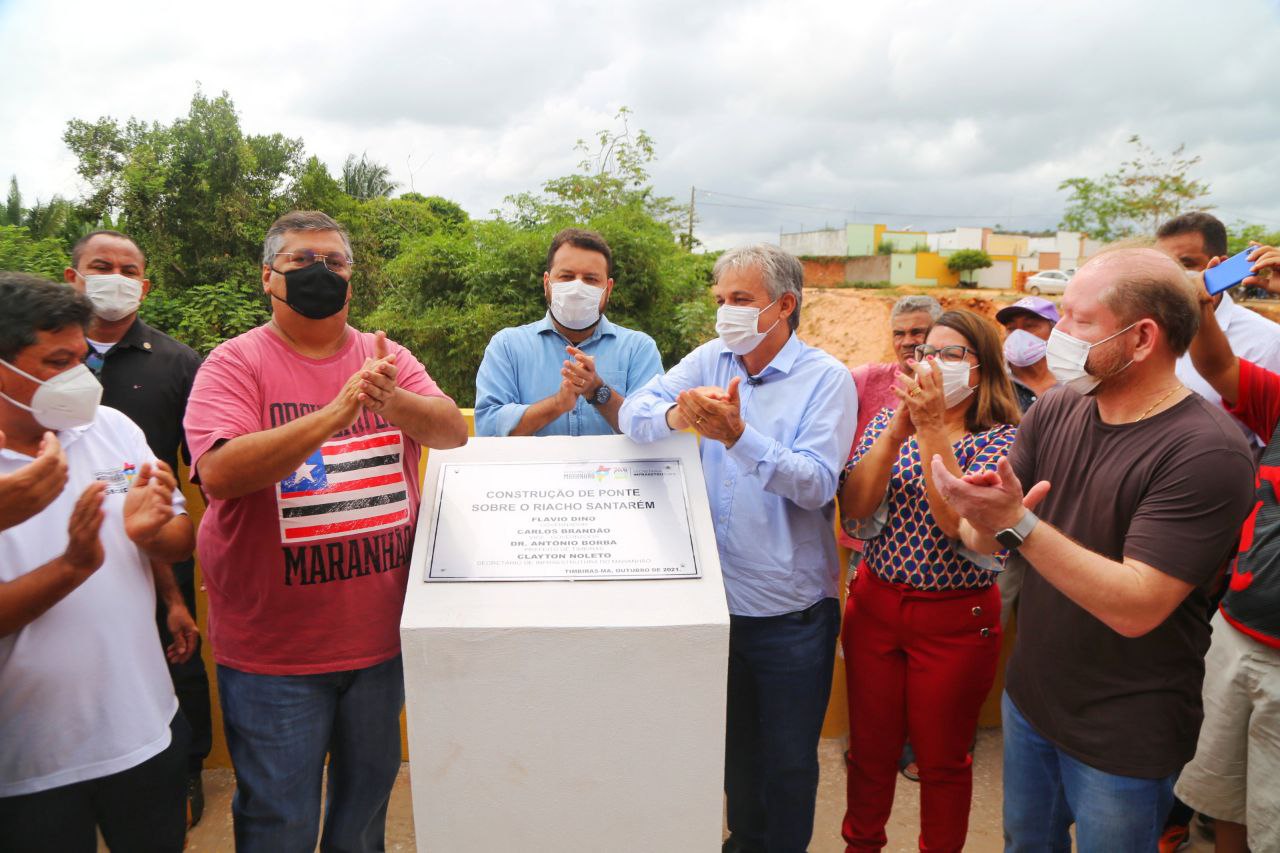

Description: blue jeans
[724,597,841,853]
[217,655,405,853]
[1002,692,1176,852]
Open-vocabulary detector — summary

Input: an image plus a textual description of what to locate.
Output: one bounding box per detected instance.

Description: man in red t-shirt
[1175,242,1280,853]
[185,211,467,852]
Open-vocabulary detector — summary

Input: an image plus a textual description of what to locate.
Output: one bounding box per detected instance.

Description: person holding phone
[1159,212,1280,447]
[1168,242,1280,853]
[929,248,1255,853]
[837,309,1020,852]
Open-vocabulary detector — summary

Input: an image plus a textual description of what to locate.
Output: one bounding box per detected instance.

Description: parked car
[1026,269,1071,295]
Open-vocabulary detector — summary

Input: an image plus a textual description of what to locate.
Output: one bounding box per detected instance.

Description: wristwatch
[588,384,613,406]
[995,510,1039,550]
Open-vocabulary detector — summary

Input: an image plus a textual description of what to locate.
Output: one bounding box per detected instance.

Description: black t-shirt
[91,318,202,474]
[1005,385,1255,778]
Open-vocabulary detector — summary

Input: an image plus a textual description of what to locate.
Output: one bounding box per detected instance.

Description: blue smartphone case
[1204,248,1257,295]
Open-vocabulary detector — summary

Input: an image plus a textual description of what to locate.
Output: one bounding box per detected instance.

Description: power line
[696,187,1058,221]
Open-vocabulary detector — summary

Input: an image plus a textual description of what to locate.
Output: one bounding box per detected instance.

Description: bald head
[1069,248,1199,356]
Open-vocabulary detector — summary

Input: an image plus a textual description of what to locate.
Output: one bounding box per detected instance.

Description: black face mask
[270,262,349,319]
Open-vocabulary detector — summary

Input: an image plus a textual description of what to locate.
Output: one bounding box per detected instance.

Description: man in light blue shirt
[474,228,663,437]
[620,244,857,853]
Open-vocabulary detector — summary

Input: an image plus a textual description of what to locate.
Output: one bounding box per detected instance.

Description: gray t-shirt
[1005,385,1255,778]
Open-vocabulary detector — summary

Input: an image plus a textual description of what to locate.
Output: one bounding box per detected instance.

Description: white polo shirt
[1176,290,1280,445]
[0,407,183,797]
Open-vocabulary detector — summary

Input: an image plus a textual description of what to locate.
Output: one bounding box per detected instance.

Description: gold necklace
[1136,384,1184,422]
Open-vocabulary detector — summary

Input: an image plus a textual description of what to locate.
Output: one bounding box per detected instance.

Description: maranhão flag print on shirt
[276,430,409,543]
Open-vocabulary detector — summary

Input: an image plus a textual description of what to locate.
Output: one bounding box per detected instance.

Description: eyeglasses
[914,344,977,364]
[271,251,354,275]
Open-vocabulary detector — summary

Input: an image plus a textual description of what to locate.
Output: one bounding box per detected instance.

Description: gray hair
[891,295,942,321]
[261,210,354,265]
[712,244,804,330]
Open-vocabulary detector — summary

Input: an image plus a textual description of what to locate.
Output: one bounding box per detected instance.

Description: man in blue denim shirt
[620,244,857,853]
[475,228,662,437]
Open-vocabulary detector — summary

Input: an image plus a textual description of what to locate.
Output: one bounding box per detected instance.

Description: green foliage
[37,90,715,405]
[342,153,399,201]
[1228,223,1280,255]
[3,177,20,226]
[497,107,685,232]
[141,276,270,355]
[946,249,993,287]
[0,225,70,280]
[64,89,304,294]
[878,239,928,254]
[1058,135,1211,241]
[837,280,893,289]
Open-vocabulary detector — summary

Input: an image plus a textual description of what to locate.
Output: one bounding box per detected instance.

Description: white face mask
[80,272,143,321]
[1003,328,1048,368]
[716,300,779,356]
[0,360,102,430]
[1045,323,1135,395]
[549,280,605,331]
[919,357,977,407]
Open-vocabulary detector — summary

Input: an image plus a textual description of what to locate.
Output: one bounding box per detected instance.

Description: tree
[499,107,684,231]
[947,249,993,287]
[2,177,20,226]
[1058,135,1211,241]
[1228,223,1280,255]
[64,89,305,350]
[343,153,399,201]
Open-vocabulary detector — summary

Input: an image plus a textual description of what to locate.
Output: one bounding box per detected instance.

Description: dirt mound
[800,288,1011,368]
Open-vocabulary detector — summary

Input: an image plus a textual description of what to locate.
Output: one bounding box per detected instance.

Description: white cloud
[2,0,1279,253]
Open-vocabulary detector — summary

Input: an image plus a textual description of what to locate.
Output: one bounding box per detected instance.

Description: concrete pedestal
[401,434,729,853]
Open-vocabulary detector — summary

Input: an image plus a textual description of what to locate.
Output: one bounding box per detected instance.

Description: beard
[1084,338,1135,389]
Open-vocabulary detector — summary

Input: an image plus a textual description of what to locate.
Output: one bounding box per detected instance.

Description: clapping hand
[357,331,399,412]
[0,431,69,530]
[676,377,745,447]
[562,346,602,397]
[63,481,107,578]
[895,359,946,432]
[928,455,1051,536]
[124,462,176,548]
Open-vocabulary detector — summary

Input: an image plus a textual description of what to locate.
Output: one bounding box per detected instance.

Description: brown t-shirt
[1005,385,1255,778]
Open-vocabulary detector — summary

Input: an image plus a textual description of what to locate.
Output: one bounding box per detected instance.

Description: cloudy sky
[2,0,1279,249]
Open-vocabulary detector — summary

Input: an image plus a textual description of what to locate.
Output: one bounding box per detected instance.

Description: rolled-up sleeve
[474,332,529,437]
[725,365,857,511]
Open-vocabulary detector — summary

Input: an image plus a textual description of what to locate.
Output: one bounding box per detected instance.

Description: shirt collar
[535,312,616,343]
[111,317,154,353]
[0,421,90,461]
[720,331,804,378]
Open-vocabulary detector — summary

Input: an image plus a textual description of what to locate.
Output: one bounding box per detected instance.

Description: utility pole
[687,186,695,250]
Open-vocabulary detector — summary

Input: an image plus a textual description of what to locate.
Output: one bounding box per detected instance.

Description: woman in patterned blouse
[837,309,1022,853]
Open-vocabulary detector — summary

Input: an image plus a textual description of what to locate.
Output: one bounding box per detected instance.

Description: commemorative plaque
[402,434,727,852]
[424,458,699,581]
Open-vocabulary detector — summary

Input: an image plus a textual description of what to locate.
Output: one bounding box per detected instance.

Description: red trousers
[841,565,1001,853]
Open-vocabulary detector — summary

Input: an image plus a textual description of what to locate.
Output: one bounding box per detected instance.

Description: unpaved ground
[800,286,1280,367]
[800,287,1013,367]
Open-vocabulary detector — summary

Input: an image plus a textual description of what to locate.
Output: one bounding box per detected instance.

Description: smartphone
[1204,247,1258,295]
